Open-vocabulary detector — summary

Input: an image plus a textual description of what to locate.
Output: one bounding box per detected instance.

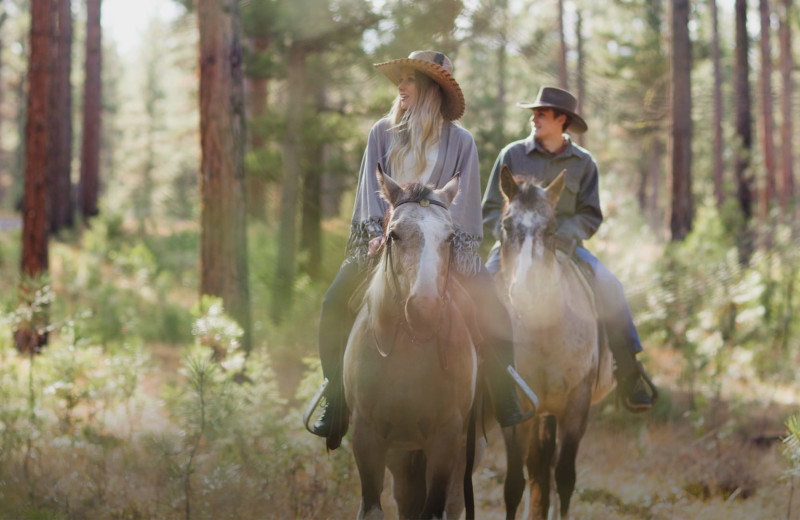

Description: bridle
[501,227,557,275]
[383,197,454,344]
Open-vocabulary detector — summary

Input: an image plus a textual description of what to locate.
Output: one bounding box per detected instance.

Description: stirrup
[637,361,659,403]
[303,378,329,435]
[507,366,538,414]
[620,361,658,413]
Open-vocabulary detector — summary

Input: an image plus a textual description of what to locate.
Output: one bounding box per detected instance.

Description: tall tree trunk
[196,0,252,352]
[0,7,8,207]
[17,0,52,352]
[300,81,324,280]
[557,0,568,90]
[272,42,305,322]
[57,0,73,228]
[649,136,664,233]
[138,53,159,234]
[49,0,73,232]
[575,9,585,147]
[495,0,508,153]
[47,6,58,232]
[670,0,693,241]
[758,0,777,220]
[13,72,24,202]
[778,0,794,214]
[79,0,101,221]
[734,0,755,261]
[709,0,724,208]
[245,36,269,221]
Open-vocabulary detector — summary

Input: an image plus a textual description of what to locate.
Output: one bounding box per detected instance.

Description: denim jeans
[318,259,362,384]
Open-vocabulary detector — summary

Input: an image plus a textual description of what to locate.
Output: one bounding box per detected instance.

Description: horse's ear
[545,169,567,207]
[376,164,403,206]
[499,165,519,202]
[437,172,461,208]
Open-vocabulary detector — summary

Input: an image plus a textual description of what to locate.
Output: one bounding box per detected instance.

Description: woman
[310,50,532,450]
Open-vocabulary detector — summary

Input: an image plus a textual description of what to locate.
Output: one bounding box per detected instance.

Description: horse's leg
[554,384,591,520]
[444,446,467,520]
[352,417,388,520]
[527,415,556,520]
[420,418,462,519]
[503,419,533,519]
[387,450,427,520]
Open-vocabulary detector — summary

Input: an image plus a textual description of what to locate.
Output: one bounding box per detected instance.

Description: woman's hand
[367,235,386,257]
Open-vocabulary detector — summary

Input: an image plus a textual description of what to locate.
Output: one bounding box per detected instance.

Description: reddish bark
[758,0,777,219]
[197,0,252,351]
[778,0,794,212]
[18,0,53,352]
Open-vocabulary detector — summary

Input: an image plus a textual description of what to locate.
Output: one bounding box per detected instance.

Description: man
[482,86,654,411]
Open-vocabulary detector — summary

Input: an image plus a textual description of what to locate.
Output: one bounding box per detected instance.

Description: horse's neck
[364,266,404,331]
[508,250,565,326]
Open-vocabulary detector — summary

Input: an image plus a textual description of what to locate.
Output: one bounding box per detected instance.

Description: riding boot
[616,361,654,413]
[604,321,654,412]
[308,259,360,449]
[487,340,534,427]
[310,376,350,450]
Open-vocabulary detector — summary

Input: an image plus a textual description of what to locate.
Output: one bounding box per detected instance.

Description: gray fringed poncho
[346,117,484,276]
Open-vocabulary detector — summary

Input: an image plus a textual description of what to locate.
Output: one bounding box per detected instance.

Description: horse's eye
[388,230,400,242]
[501,219,512,232]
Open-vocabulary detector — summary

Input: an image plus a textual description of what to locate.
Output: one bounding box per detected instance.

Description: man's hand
[367,235,386,257]
[555,235,577,257]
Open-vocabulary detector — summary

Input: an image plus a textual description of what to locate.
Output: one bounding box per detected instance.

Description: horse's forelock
[388,183,450,225]
[400,183,436,205]
[515,181,546,207]
[504,179,557,238]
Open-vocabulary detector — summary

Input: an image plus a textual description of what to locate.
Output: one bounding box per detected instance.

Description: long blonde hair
[386,71,444,183]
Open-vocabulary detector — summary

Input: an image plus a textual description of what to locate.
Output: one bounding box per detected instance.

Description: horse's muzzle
[404,293,442,337]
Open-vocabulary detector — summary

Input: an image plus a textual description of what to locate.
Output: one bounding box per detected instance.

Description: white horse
[344,169,479,520]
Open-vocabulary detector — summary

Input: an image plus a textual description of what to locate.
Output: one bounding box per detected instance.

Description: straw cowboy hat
[517,86,588,134]
[374,50,466,121]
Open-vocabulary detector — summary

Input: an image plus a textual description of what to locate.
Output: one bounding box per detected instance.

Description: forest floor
[273,345,799,520]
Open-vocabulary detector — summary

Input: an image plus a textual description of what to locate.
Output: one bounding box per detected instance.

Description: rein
[382,197,454,345]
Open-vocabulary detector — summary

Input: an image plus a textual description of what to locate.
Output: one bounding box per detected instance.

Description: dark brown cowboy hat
[374,50,466,121]
[517,86,588,134]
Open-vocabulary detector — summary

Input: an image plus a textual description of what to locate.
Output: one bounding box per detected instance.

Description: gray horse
[498,166,615,520]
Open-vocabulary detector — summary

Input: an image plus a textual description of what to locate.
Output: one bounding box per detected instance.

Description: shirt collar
[524,133,573,157]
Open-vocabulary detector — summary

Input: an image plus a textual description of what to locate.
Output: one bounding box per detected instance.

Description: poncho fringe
[346,218,481,277]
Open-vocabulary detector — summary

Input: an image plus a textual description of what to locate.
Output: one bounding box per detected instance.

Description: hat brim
[517,101,588,134]
[374,58,466,121]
